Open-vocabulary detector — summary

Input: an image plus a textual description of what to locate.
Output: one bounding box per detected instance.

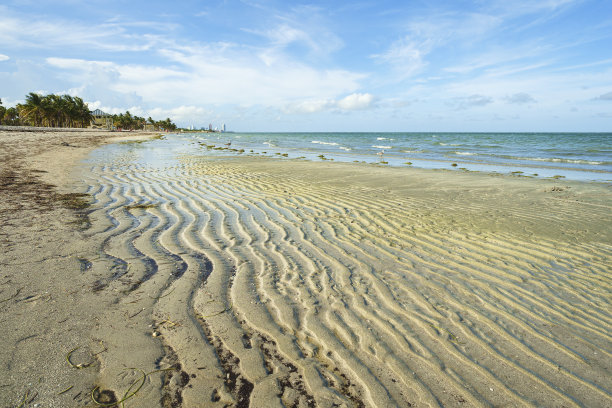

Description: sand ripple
[82,154,612,407]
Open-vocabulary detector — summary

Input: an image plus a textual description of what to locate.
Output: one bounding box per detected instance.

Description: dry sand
[1,130,611,407]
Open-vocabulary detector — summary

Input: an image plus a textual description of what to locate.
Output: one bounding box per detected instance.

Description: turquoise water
[181,132,611,182]
[107,132,611,182]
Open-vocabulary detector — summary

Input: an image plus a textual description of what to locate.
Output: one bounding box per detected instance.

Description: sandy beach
[1,130,611,407]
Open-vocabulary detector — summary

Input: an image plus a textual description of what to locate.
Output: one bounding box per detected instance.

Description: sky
[1,0,611,132]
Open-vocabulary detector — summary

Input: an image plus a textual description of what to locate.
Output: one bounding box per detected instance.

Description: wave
[494,155,606,165]
[377,137,395,141]
[372,145,392,149]
[312,140,339,146]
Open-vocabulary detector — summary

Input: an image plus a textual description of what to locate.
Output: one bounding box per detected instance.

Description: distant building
[222,124,226,132]
[209,123,212,131]
[90,109,113,130]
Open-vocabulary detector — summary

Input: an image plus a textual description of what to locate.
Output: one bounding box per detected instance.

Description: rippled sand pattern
[83,151,611,407]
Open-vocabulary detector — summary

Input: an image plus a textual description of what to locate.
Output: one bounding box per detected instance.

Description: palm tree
[20,92,44,126]
[4,107,20,125]
[72,96,92,128]
[62,94,76,127]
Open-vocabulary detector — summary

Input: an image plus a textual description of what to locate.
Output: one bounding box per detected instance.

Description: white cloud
[0,12,165,52]
[284,93,375,114]
[371,38,429,79]
[44,52,366,116]
[284,99,333,114]
[46,58,114,69]
[0,54,8,61]
[337,93,375,110]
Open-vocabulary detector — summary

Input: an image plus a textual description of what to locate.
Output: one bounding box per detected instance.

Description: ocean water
[134,132,612,182]
[185,132,612,182]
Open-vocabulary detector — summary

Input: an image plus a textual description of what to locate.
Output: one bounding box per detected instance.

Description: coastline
[1,130,611,407]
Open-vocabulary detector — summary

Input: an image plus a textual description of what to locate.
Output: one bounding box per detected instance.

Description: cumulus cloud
[0,54,9,61]
[284,93,375,114]
[44,49,364,112]
[337,93,375,110]
[505,92,536,104]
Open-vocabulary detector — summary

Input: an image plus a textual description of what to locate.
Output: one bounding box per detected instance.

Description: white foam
[312,140,339,146]
[372,145,392,149]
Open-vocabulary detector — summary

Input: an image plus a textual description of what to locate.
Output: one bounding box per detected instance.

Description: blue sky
[1,0,611,131]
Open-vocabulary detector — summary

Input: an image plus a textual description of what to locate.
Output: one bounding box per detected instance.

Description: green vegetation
[113,111,176,131]
[1,93,92,127]
[0,93,177,131]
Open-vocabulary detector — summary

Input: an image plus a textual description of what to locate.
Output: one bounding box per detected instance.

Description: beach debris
[428,323,465,345]
[15,390,28,408]
[66,346,94,369]
[56,192,91,210]
[159,315,181,328]
[57,385,74,395]
[201,305,232,318]
[149,287,175,299]
[125,203,157,210]
[92,340,108,356]
[451,163,458,167]
[0,287,22,304]
[128,308,145,318]
[91,367,177,407]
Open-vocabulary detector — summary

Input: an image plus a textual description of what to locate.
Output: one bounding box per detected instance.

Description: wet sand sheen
[82,150,611,407]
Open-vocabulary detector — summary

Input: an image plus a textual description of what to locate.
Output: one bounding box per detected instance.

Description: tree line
[112,110,177,131]
[0,92,177,131]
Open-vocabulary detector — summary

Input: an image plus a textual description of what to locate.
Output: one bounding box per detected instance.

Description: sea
[173,132,610,182]
[109,132,611,183]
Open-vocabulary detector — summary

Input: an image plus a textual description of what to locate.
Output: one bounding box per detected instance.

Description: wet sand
[1,131,611,407]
